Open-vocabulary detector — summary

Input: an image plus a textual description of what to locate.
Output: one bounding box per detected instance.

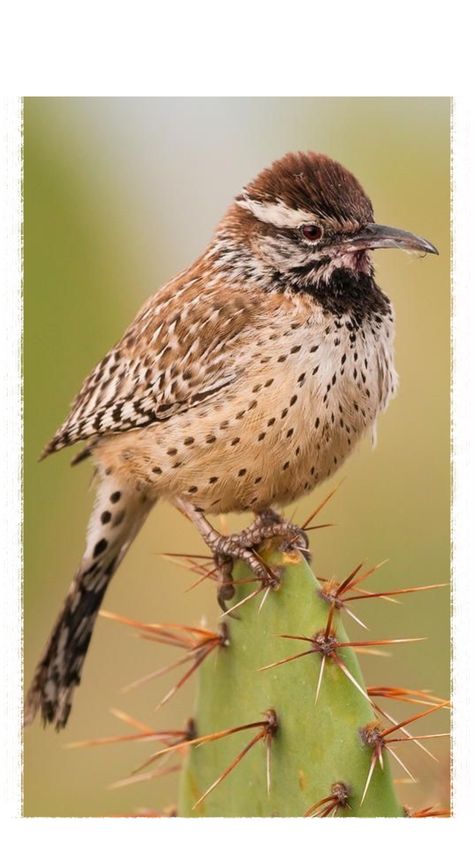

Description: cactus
[178,545,404,817]
[72,510,449,818]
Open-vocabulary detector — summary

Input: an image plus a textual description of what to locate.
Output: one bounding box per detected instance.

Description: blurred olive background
[23,98,450,817]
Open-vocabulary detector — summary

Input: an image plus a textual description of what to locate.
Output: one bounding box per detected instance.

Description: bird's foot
[210,532,281,593]
[173,499,286,612]
[237,508,311,561]
[212,510,310,610]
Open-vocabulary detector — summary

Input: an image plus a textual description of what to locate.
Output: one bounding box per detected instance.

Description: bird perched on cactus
[25,151,438,730]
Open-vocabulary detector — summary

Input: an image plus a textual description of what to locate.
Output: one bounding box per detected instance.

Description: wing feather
[42,274,258,458]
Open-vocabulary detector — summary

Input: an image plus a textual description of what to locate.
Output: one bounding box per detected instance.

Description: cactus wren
[25,151,438,729]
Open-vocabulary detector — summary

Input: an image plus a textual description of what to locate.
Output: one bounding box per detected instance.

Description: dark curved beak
[346,223,438,255]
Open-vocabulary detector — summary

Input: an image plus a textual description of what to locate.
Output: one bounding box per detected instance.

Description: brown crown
[239,151,374,225]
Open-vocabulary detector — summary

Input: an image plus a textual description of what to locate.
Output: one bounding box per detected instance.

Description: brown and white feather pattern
[44,239,397,516]
[43,259,266,456]
[25,473,156,728]
[88,269,396,515]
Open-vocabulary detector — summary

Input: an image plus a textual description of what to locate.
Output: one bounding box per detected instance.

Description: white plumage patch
[237,193,315,228]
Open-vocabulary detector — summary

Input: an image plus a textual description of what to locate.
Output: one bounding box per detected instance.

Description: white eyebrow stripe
[236,195,315,228]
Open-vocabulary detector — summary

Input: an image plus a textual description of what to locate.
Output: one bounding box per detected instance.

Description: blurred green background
[23,98,450,817]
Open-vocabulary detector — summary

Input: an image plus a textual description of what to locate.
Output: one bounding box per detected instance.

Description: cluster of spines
[68,491,450,817]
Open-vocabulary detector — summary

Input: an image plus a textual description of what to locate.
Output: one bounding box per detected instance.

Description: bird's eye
[301,224,323,242]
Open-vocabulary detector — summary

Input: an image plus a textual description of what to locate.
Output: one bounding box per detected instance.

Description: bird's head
[225,151,437,288]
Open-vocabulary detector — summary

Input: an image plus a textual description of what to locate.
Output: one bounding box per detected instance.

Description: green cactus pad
[179,547,403,817]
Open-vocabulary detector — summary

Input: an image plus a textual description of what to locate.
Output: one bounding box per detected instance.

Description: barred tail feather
[25,476,156,730]
[24,552,117,730]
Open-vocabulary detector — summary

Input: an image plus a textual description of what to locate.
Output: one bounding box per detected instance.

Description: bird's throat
[275,265,391,325]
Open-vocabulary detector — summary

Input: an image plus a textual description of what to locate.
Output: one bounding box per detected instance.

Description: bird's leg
[174,498,280,593]
[237,508,311,560]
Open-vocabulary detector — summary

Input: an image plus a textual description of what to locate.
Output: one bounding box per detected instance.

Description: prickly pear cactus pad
[179,548,404,817]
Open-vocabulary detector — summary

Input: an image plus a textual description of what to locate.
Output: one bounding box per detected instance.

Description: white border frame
[1,5,473,829]
[0,96,23,819]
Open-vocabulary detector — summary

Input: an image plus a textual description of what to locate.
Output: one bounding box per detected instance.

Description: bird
[25,151,438,730]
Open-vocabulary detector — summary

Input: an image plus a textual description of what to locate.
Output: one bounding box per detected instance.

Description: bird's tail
[24,474,156,730]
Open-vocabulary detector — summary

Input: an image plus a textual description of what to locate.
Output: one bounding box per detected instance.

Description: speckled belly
[95,333,381,515]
